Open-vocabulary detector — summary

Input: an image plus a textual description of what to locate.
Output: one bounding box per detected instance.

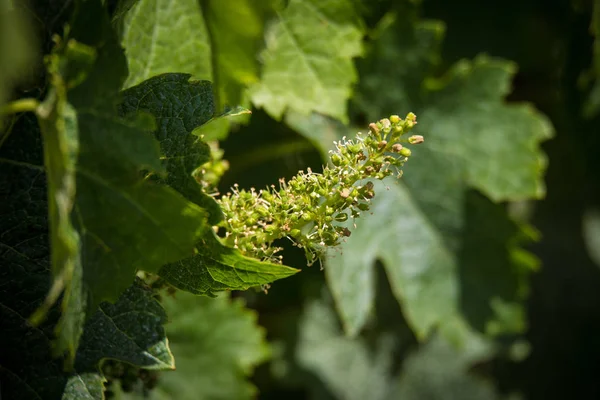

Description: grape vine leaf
[113,292,271,400]
[119,73,227,224]
[250,0,364,122]
[295,297,498,400]
[296,299,396,400]
[199,0,278,108]
[63,280,174,399]
[24,0,212,365]
[390,336,500,400]
[0,120,174,398]
[66,0,209,310]
[117,73,299,294]
[291,12,551,341]
[159,232,299,295]
[119,0,274,108]
[120,0,212,89]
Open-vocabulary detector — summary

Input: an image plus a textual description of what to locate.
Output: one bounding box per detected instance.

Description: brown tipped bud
[377,140,387,150]
[408,135,424,144]
[369,123,380,134]
[391,143,403,153]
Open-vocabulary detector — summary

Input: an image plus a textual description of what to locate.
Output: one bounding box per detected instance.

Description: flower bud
[377,140,387,150]
[331,154,342,166]
[348,143,362,153]
[389,115,400,124]
[405,112,417,128]
[369,123,380,134]
[381,118,391,132]
[399,148,412,157]
[391,143,403,153]
[408,135,424,144]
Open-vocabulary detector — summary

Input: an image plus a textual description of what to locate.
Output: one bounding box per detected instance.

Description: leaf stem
[0,98,40,116]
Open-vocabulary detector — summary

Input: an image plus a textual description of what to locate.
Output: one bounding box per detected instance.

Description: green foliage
[120,0,212,89]
[158,231,298,295]
[120,0,273,109]
[296,298,397,400]
[316,11,551,342]
[110,292,270,399]
[250,0,364,122]
[391,336,499,400]
[294,297,499,400]
[30,1,210,366]
[6,0,599,399]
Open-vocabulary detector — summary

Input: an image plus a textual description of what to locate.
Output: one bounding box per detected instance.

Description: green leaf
[0,140,173,396]
[295,298,396,400]
[310,14,551,341]
[120,0,274,109]
[79,12,209,305]
[390,335,499,400]
[74,280,174,372]
[105,292,270,399]
[295,297,498,400]
[120,0,212,88]
[200,0,278,108]
[159,232,299,295]
[119,74,252,224]
[23,0,213,364]
[155,293,270,399]
[326,179,461,339]
[119,73,224,224]
[420,56,553,201]
[250,0,364,122]
[69,0,209,309]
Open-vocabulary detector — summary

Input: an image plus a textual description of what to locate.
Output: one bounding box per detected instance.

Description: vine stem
[0,98,40,116]
[0,98,41,150]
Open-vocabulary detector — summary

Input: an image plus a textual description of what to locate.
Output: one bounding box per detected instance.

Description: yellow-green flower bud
[400,147,412,157]
[331,154,342,166]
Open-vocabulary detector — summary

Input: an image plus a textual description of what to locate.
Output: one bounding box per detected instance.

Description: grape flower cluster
[216,113,423,266]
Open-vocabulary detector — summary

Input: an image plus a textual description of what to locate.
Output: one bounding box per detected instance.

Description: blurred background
[4,0,600,399]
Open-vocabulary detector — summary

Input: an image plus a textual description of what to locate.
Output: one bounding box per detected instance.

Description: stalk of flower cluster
[217,113,423,266]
